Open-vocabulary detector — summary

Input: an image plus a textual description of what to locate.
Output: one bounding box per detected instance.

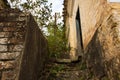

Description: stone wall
[0,9,48,80]
[64,0,108,60]
[84,3,120,80]
[19,13,48,80]
[64,0,120,79]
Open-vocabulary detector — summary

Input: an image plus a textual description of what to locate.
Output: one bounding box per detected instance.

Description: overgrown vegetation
[46,16,68,58]
[8,0,52,29]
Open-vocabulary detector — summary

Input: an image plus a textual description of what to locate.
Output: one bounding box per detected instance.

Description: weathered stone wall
[0,9,48,80]
[0,9,26,80]
[64,0,108,60]
[19,14,48,80]
[78,0,108,49]
[64,0,120,79]
[84,3,120,80]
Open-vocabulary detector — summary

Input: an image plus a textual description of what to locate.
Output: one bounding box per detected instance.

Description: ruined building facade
[64,0,120,79]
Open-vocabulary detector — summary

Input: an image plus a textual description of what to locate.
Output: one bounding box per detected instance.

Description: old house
[64,0,120,79]
[63,0,109,60]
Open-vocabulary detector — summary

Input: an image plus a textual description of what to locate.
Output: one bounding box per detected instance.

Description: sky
[109,0,120,2]
[48,0,120,15]
[9,0,120,14]
[48,0,64,15]
[8,0,120,15]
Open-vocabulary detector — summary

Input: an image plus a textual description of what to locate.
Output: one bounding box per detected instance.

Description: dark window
[75,8,83,53]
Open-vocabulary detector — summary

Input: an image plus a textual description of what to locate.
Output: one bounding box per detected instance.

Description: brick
[9,13,15,16]
[0,22,16,27]
[0,45,7,52]
[13,45,23,51]
[13,32,24,37]
[0,23,4,27]
[8,38,24,45]
[19,13,26,17]
[0,52,20,60]
[0,61,16,70]
[8,45,23,51]
[0,38,8,44]
[0,62,4,70]
[2,71,15,80]
[0,32,11,38]
[0,13,6,17]
[19,17,26,21]
[3,27,16,32]
[4,61,16,69]
[16,22,25,26]
[8,38,19,44]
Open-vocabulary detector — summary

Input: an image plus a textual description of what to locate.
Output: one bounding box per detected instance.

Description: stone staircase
[40,58,94,80]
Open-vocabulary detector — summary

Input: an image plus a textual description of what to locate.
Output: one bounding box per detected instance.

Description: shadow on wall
[84,29,105,79]
[19,14,49,80]
[84,12,120,79]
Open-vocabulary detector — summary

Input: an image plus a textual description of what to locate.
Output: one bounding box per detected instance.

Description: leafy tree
[8,0,52,29]
[47,13,68,58]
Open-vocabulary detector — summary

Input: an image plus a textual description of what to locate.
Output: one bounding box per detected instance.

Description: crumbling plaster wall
[84,2,120,80]
[65,0,108,60]
[65,0,120,79]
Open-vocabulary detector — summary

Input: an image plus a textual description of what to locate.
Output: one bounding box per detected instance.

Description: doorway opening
[75,7,83,54]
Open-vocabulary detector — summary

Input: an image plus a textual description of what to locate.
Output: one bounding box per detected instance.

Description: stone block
[2,71,15,80]
[0,62,4,70]
[0,61,16,70]
[0,22,16,27]
[0,32,11,38]
[8,45,23,52]
[13,45,23,51]
[0,22,4,27]
[3,27,16,32]
[0,52,20,60]
[0,38,8,44]
[0,45,7,52]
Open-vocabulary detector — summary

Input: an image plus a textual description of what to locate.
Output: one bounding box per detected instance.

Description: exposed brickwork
[0,9,26,80]
[0,9,48,80]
